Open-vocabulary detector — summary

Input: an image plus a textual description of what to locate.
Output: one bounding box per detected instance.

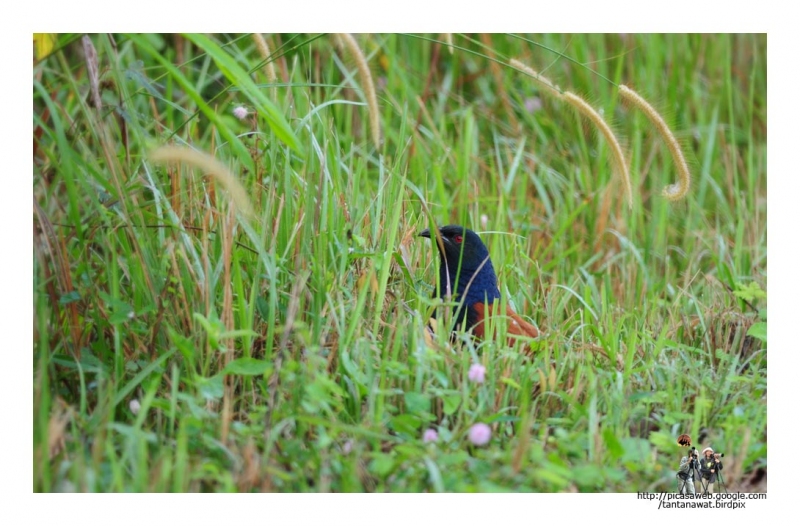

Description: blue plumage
[420,225,501,329]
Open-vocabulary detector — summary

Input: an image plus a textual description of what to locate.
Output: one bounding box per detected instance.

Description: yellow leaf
[34,33,57,61]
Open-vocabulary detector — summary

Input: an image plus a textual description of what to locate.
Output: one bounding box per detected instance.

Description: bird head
[419,225,500,306]
[419,225,491,273]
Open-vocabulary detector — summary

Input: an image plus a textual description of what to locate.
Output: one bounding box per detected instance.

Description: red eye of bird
[454,235,463,244]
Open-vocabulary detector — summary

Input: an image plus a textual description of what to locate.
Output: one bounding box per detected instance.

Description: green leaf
[59,290,81,305]
[533,468,570,488]
[183,34,304,155]
[602,428,624,459]
[442,394,461,416]
[747,322,767,343]
[423,457,445,492]
[218,329,259,341]
[647,431,675,452]
[392,250,414,286]
[573,465,605,489]
[404,392,430,415]
[621,437,652,464]
[369,453,395,477]
[439,451,470,468]
[112,348,177,407]
[168,326,196,362]
[224,357,273,376]
[197,374,225,401]
[98,291,135,325]
[109,423,158,444]
[734,281,766,303]
[255,296,270,320]
[108,308,134,325]
[390,413,422,434]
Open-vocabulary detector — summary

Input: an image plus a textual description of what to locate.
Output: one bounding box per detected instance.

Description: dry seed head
[510,59,562,98]
[252,33,278,98]
[562,91,633,209]
[619,85,691,201]
[82,35,102,111]
[150,146,255,219]
[335,33,382,149]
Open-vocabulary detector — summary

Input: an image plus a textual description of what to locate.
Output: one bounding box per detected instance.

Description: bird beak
[419,227,449,245]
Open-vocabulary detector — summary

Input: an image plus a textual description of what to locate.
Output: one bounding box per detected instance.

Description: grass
[33,33,766,492]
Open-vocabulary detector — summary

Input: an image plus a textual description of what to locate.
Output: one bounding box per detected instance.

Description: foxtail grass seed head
[468,423,492,446]
[510,59,562,99]
[619,85,691,201]
[252,33,278,97]
[335,33,382,149]
[150,146,255,219]
[562,91,633,209]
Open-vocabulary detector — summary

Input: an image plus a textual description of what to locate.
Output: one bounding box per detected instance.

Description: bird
[419,225,539,347]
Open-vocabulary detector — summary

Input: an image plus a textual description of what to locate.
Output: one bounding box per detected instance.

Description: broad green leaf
[370,453,395,477]
[224,357,273,376]
[602,428,624,459]
[197,374,225,401]
[442,394,461,415]
[59,290,81,305]
[404,392,430,414]
[255,296,270,320]
[390,413,422,434]
[747,322,767,342]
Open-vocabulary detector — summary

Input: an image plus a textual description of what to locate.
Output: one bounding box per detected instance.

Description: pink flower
[468,363,486,384]
[232,106,249,120]
[468,423,491,446]
[422,428,438,443]
[524,97,542,113]
[342,440,353,454]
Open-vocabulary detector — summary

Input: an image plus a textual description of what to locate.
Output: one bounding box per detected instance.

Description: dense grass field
[33,33,766,492]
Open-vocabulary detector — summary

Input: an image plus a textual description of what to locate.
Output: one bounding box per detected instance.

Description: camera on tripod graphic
[675,434,726,495]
